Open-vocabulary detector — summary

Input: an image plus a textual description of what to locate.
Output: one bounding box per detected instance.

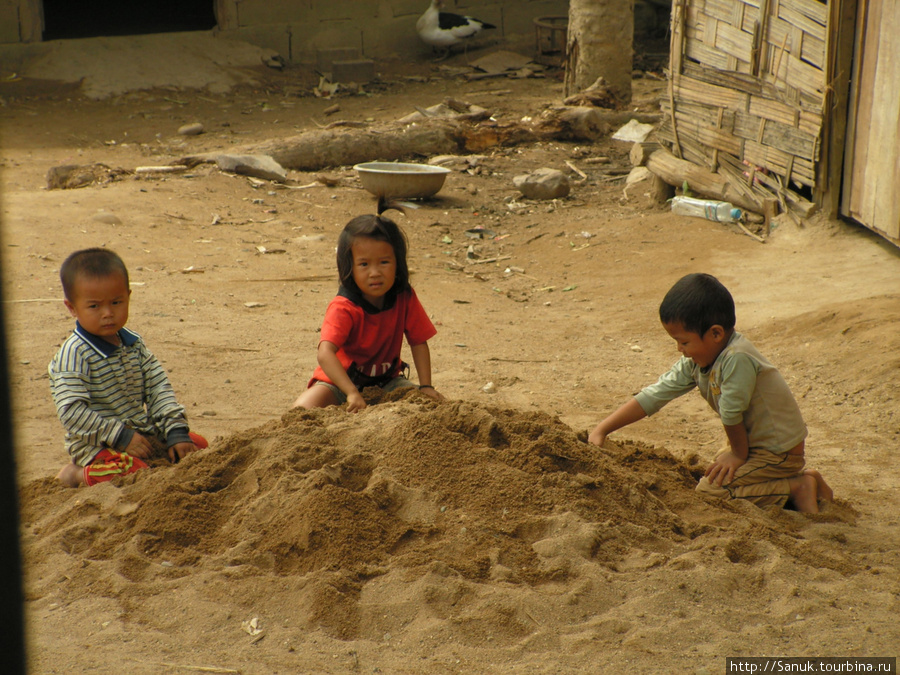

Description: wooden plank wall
[840,0,900,246]
[658,0,828,215]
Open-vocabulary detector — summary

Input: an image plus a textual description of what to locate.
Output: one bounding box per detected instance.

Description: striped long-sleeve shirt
[49,323,191,466]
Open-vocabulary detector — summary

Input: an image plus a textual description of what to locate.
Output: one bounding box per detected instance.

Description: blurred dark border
[1,178,27,671]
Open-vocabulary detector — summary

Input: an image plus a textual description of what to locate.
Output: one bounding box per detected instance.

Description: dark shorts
[313,375,416,404]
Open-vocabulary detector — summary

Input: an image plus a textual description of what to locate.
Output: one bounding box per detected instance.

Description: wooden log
[650,173,675,203]
[763,197,779,237]
[180,108,614,171]
[530,106,612,141]
[630,141,663,167]
[240,125,462,172]
[645,148,763,212]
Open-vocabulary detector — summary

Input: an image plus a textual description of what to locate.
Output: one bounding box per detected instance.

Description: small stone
[177,122,204,136]
[216,154,287,183]
[92,212,122,225]
[483,381,496,394]
[513,168,570,200]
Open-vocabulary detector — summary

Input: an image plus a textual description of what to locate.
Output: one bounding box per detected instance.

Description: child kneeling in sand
[292,199,444,412]
[49,248,206,487]
[588,273,832,513]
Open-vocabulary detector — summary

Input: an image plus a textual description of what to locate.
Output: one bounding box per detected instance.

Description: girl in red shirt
[292,201,445,412]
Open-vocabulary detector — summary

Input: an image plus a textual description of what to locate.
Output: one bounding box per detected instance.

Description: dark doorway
[42,0,217,40]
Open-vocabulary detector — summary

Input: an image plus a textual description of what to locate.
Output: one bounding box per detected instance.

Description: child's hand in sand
[168,441,199,463]
[346,391,367,413]
[704,451,746,486]
[587,427,607,447]
[419,385,445,402]
[124,432,154,459]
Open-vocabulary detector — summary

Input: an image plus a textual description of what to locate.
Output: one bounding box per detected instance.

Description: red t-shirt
[310,287,436,386]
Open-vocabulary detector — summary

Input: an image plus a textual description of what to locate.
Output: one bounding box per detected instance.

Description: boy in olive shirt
[589,273,832,513]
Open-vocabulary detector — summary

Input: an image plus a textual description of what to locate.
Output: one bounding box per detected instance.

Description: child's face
[663,321,728,368]
[351,236,396,308]
[64,272,131,344]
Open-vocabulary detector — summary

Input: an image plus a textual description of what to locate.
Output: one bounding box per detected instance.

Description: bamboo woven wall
[658,0,828,213]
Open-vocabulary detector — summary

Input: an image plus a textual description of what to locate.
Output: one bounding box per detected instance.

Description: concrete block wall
[1,0,42,42]
[222,0,569,64]
[0,0,570,64]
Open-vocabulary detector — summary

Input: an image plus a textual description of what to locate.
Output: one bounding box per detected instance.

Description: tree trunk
[177,108,612,172]
[564,0,634,105]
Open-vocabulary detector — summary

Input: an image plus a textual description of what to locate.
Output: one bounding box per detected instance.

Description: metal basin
[354,162,451,199]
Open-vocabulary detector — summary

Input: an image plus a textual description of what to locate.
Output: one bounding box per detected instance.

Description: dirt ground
[2,37,899,674]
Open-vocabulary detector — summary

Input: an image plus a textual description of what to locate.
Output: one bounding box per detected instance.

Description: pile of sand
[20,391,868,670]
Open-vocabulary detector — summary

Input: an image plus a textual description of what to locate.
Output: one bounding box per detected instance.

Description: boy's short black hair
[336,208,410,297]
[659,273,735,335]
[60,248,129,301]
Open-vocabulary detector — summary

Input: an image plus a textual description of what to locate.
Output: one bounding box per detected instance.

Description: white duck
[416,0,496,59]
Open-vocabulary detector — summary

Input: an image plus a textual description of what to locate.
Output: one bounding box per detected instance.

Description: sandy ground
[2,35,899,674]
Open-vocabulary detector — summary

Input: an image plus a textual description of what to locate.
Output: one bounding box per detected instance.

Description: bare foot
[787,473,819,513]
[56,463,84,488]
[804,468,834,502]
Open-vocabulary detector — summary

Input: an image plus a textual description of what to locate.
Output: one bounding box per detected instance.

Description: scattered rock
[262,53,286,70]
[92,211,122,225]
[469,50,535,75]
[215,154,287,183]
[612,119,655,143]
[47,163,129,190]
[177,122,204,136]
[563,76,619,108]
[623,166,653,200]
[513,168,570,200]
[428,155,486,171]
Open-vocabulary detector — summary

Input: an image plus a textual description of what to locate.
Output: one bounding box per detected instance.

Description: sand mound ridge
[20,392,862,659]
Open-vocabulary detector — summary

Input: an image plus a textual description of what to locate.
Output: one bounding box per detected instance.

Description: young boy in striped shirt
[49,248,206,487]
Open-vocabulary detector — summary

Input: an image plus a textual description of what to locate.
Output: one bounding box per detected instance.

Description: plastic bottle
[671,196,742,223]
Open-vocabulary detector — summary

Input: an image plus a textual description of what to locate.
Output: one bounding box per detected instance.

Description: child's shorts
[313,375,416,405]
[695,447,805,508]
[83,432,208,485]
[83,449,149,486]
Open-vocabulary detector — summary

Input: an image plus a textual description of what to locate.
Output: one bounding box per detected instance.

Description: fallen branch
[737,221,766,243]
[135,165,188,174]
[142,663,240,674]
[466,256,512,265]
[158,340,261,353]
[3,298,59,303]
[240,275,334,282]
[565,160,588,181]
[487,357,551,363]
[180,108,612,172]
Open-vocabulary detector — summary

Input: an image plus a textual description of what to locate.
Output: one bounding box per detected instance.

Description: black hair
[659,273,735,335]
[336,198,410,298]
[60,248,130,302]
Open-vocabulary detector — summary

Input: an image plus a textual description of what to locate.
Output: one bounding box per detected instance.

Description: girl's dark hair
[659,273,735,335]
[60,248,130,301]
[336,198,410,296]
